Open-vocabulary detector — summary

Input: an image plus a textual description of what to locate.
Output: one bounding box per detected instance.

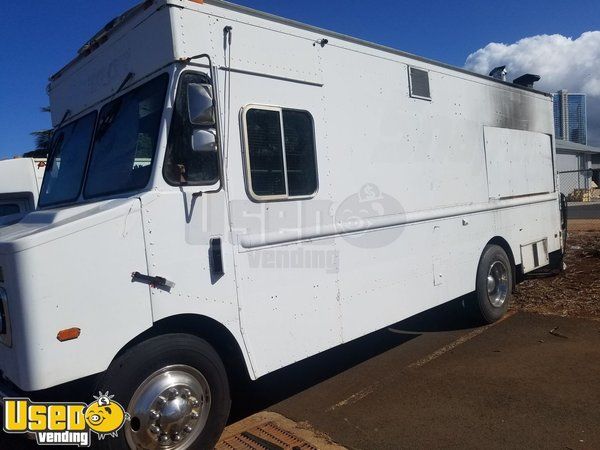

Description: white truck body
[0,158,45,226]
[0,0,561,400]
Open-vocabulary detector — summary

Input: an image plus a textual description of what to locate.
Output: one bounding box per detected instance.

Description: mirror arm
[179,53,212,66]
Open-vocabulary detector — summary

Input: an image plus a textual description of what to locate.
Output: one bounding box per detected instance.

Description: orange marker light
[190,0,204,3]
[57,328,81,342]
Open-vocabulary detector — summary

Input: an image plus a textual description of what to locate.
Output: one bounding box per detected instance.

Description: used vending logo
[3,392,127,447]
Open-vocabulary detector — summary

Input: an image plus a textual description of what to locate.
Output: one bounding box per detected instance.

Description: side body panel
[172,5,561,377]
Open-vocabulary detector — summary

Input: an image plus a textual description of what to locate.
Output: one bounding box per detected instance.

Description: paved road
[235,302,600,450]
[568,203,600,219]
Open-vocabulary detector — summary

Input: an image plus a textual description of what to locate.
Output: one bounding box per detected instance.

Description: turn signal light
[57,328,81,342]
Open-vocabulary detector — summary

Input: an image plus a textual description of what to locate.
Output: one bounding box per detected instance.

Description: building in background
[553,90,587,145]
[556,140,600,198]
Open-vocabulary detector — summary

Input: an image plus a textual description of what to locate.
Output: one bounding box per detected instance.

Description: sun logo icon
[84,392,128,440]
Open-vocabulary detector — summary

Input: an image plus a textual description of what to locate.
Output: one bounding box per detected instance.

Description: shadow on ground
[230,295,476,422]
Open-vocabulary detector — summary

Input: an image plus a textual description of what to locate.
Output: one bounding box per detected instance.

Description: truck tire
[471,244,513,324]
[93,334,230,450]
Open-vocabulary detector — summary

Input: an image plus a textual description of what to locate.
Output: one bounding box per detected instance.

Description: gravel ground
[513,231,600,319]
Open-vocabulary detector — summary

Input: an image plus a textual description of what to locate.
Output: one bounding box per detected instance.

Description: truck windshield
[39,112,97,207]
[39,73,169,207]
[84,74,168,199]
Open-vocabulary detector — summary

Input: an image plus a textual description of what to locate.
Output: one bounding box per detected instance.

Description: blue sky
[1,0,598,159]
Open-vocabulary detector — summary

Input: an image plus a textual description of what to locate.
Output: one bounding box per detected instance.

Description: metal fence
[558,169,600,232]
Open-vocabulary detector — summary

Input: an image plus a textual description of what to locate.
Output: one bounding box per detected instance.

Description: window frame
[163,70,222,189]
[242,104,319,202]
[408,66,432,101]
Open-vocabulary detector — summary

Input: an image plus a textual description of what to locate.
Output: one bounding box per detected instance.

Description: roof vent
[513,74,541,88]
[489,66,507,81]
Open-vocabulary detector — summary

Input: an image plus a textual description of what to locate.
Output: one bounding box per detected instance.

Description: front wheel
[471,244,513,324]
[94,334,231,450]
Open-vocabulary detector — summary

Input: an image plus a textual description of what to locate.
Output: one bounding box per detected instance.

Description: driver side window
[163,72,220,186]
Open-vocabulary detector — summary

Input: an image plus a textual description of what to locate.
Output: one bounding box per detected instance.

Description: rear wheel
[94,334,230,450]
[471,244,513,324]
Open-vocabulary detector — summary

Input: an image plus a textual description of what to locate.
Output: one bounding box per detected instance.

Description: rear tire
[471,244,513,324]
[93,334,230,450]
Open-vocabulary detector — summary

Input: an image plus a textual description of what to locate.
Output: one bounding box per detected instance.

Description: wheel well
[486,236,521,286]
[114,315,251,386]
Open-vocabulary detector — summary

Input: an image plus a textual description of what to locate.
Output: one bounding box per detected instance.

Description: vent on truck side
[409,67,431,100]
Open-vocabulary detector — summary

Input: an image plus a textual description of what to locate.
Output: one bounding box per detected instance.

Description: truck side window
[243,106,317,201]
[282,110,318,197]
[163,72,220,186]
[245,109,286,197]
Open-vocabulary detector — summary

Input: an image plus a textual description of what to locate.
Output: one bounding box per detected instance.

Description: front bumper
[0,371,96,407]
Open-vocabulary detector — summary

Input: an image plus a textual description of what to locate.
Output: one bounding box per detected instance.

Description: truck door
[139,69,240,335]
[225,72,342,378]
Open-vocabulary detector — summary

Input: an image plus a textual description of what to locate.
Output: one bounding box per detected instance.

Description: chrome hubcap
[125,365,211,450]
[487,261,509,308]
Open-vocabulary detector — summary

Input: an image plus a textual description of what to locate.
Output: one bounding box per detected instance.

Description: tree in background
[23,107,53,158]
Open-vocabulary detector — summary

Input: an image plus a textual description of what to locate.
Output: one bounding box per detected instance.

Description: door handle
[131,272,175,291]
[209,238,224,280]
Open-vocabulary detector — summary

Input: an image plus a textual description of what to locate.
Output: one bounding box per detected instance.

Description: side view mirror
[188,83,215,126]
[191,129,218,153]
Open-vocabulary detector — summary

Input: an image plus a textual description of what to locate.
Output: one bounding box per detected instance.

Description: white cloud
[465,32,600,146]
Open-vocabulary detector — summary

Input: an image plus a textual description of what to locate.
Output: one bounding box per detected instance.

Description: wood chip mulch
[512,231,600,320]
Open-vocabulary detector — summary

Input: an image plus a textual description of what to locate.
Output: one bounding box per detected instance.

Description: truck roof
[50,0,550,97]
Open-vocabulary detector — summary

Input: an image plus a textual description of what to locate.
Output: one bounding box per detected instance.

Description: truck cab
[0,2,245,448]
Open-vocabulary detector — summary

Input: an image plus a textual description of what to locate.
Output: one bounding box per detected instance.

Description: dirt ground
[513,230,600,319]
[566,219,600,232]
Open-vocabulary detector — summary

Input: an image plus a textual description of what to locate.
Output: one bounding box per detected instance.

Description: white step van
[0,1,564,448]
[0,158,45,226]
